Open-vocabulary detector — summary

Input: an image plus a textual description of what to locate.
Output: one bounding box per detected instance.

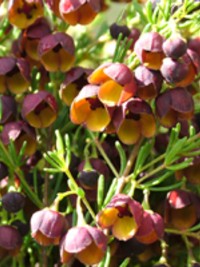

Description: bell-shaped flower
[22,18,51,61]
[1,120,37,156]
[112,98,156,145]
[38,32,75,72]
[135,211,164,244]
[60,225,107,265]
[97,194,143,241]
[60,67,92,106]
[0,225,22,258]
[88,62,137,107]
[59,0,101,25]
[22,91,58,128]
[70,84,111,131]
[30,208,67,246]
[0,57,30,94]
[135,65,163,100]
[8,0,44,29]
[134,32,165,70]
[164,189,200,230]
[156,87,194,128]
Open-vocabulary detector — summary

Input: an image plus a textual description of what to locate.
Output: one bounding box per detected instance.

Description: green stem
[88,131,119,178]
[0,141,43,208]
[137,164,165,184]
[64,168,96,221]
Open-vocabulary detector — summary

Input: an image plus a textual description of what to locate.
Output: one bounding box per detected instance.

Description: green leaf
[166,158,193,171]
[165,137,187,165]
[77,188,85,198]
[146,0,153,23]
[115,141,127,175]
[149,180,184,192]
[55,130,64,156]
[103,178,117,207]
[97,175,105,210]
[134,141,152,174]
[140,171,173,188]
[119,258,131,267]
[64,134,71,168]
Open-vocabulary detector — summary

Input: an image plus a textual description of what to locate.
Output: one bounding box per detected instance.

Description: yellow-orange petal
[143,51,165,70]
[59,49,75,72]
[77,241,105,265]
[159,109,177,128]
[7,72,29,94]
[97,207,118,228]
[86,107,110,131]
[140,114,156,138]
[117,119,140,145]
[70,99,91,124]
[16,134,37,156]
[98,80,123,106]
[60,83,79,106]
[88,67,110,85]
[112,216,137,241]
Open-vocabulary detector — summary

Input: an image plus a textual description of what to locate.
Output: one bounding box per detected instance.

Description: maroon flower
[1,121,37,156]
[60,67,92,106]
[135,65,163,100]
[22,91,58,128]
[156,87,194,127]
[59,0,101,25]
[30,208,67,246]
[8,0,44,29]
[38,32,75,72]
[0,57,30,94]
[70,84,111,131]
[134,32,165,70]
[112,98,156,144]
[88,62,137,107]
[0,225,22,258]
[21,18,51,61]
[60,225,107,265]
[164,190,200,230]
[97,194,143,241]
[135,211,164,244]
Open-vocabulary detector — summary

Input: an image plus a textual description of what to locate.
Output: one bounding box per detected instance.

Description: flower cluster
[0,0,200,266]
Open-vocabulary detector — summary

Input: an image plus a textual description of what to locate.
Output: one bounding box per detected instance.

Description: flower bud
[162,36,187,59]
[2,192,25,213]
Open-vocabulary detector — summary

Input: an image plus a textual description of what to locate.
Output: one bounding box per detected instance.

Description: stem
[165,228,200,239]
[137,164,165,184]
[88,131,119,178]
[64,168,96,221]
[115,138,143,194]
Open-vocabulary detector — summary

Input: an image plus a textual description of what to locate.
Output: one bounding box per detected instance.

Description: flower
[162,36,187,59]
[1,121,37,156]
[156,87,194,128]
[135,211,164,244]
[38,32,75,72]
[164,190,200,230]
[59,0,102,25]
[8,0,44,29]
[112,98,156,144]
[88,62,137,107]
[135,65,163,100]
[0,225,22,258]
[30,208,67,246]
[70,84,111,131]
[97,194,143,241]
[60,225,107,265]
[0,57,30,94]
[0,96,17,124]
[134,32,165,70]
[22,91,58,128]
[60,67,92,106]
